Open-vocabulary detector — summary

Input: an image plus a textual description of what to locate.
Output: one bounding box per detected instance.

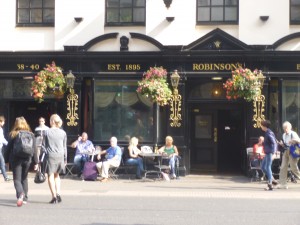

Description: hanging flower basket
[136,66,172,106]
[31,62,66,103]
[223,68,260,102]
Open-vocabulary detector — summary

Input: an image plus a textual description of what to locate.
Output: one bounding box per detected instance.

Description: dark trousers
[12,157,31,199]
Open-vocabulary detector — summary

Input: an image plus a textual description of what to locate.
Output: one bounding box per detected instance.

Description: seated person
[252,136,265,166]
[96,136,122,182]
[250,136,265,179]
[252,136,278,184]
[158,136,179,179]
[71,132,95,177]
[123,137,144,179]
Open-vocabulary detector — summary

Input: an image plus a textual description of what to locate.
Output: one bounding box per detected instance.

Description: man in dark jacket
[260,120,277,191]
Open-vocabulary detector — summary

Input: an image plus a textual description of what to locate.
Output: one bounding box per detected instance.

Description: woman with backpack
[42,114,67,204]
[6,116,37,207]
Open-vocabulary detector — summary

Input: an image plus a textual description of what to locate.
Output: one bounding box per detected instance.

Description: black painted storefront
[1,29,300,175]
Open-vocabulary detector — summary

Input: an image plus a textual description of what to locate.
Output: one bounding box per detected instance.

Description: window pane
[133,8,144,22]
[198,7,210,21]
[94,81,154,142]
[18,9,30,23]
[211,7,223,21]
[134,0,145,7]
[44,0,55,8]
[291,0,300,5]
[107,9,119,22]
[269,79,279,134]
[17,0,54,25]
[225,0,237,5]
[120,8,132,22]
[18,0,30,8]
[198,0,210,6]
[0,80,32,99]
[31,0,42,8]
[43,9,54,23]
[31,9,42,23]
[282,80,300,133]
[225,7,237,20]
[212,0,223,6]
[120,0,132,7]
[107,0,119,7]
[291,7,300,21]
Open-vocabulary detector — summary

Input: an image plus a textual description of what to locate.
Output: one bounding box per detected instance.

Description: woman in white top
[124,137,144,179]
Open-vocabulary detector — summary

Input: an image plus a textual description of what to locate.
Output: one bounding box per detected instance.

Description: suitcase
[82,153,98,181]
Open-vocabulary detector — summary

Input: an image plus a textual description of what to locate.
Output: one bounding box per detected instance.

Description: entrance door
[9,101,54,130]
[190,108,218,172]
[189,104,244,174]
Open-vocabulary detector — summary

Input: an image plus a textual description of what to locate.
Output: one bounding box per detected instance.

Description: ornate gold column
[252,71,266,128]
[65,71,79,126]
[169,70,182,127]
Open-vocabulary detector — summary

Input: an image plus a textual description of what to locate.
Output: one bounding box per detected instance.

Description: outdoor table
[139,152,163,179]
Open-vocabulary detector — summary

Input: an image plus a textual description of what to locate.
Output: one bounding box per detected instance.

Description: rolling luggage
[82,153,98,181]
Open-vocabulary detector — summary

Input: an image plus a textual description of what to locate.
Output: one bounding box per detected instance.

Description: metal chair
[154,155,181,180]
[65,163,76,176]
[246,147,263,182]
[107,147,124,180]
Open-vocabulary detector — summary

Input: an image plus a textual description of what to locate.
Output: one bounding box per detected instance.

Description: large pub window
[282,80,300,133]
[290,0,300,24]
[197,0,238,25]
[106,0,146,26]
[94,80,154,143]
[16,0,55,27]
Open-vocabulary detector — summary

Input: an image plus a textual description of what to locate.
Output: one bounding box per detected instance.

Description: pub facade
[0,0,300,175]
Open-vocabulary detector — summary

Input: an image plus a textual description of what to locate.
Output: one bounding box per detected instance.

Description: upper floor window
[291,0,300,24]
[197,0,238,25]
[17,0,54,27]
[106,0,146,26]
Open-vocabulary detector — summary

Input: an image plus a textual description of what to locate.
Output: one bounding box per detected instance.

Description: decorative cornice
[130,32,165,50]
[64,33,119,52]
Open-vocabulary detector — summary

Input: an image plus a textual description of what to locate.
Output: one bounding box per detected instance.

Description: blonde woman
[123,137,144,179]
[42,114,67,204]
[6,117,37,207]
[158,136,179,179]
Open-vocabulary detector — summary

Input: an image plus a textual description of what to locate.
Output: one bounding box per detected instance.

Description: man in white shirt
[278,121,300,189]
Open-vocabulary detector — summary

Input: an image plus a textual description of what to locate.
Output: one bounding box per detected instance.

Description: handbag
[289,144,300,158]
[34,165,46,184]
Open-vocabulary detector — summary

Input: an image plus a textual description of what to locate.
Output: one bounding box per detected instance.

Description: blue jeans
[0,147,8,179]
[162,155,178,175]
[125,157,144,177]
[74,154,89,175]
[261,153,273,184]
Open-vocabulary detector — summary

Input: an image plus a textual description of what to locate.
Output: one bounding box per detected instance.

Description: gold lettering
[125,64,141,71]
[17,64,25,70]
[193,64,200,70]
[107,64,121,71]
[192,63,242,71]
[204,64,211,70]
[213,64,219,70]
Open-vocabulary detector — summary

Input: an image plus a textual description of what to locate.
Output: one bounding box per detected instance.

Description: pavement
[1,172,300,200]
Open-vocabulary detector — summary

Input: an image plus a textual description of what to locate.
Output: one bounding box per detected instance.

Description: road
[1,173,300,225]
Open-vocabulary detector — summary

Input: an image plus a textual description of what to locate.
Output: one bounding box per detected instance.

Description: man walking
[277,121,300,189]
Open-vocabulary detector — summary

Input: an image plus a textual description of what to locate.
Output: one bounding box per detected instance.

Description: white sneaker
[277,185,288,189]
[171,173,176,179]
